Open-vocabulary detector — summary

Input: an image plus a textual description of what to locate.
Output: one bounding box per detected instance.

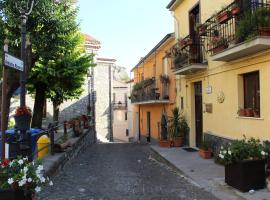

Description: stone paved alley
[37,143,219,200]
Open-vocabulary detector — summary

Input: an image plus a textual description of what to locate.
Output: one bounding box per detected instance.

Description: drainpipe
[109,64,113,142]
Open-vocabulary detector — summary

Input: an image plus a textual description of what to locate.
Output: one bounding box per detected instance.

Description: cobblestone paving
[37,143,220,200]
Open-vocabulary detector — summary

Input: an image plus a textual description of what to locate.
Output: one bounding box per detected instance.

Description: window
[243,71,260,116]
[125,112,127,120]
[163,58,168,75]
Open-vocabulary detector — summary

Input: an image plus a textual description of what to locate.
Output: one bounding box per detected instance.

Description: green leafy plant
[200,139,212,151]
[169,108,189,138]
[236,8,270,42]
[218,136,268,165]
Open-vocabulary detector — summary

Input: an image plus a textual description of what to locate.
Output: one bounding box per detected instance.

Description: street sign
[4,53,24,71]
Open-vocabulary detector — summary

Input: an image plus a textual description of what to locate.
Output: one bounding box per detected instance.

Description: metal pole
[20,14,27,107]
[1,40,8,161]
[109,64,113,142]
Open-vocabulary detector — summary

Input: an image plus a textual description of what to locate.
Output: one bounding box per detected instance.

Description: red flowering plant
[15,106,32,117]
[0,157,53,195]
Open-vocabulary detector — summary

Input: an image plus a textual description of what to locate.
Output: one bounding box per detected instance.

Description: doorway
[194,81,203,147]
[146,112,151,142]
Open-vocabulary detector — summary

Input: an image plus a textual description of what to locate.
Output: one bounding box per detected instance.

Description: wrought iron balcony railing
[203,0,270,55]
[131,77,170,104]
[171,35,207,71]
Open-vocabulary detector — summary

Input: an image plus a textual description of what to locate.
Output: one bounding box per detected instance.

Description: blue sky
[77,0,174,72]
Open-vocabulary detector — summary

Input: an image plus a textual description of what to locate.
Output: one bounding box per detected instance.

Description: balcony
[171,35,207,75]
[113,101,127,110]
[204,0,270,61]
[131,77,170,105]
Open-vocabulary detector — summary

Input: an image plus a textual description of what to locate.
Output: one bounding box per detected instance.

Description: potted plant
[237,107,245,117]
[212,36,228,54]
[199,139,212,159]
[14,107,32,131]
[159,114,170,147]
[217,10,231,24]
[0,157,53,200]
[231,4,240,16]
[169,108,189,147]
[218,136,268,192]
[54,137,72,153]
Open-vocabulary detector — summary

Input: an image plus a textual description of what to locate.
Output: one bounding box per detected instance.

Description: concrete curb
[42,129,95,177]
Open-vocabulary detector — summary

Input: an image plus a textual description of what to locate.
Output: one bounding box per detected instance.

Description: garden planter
[173,137,184,147]
[238,108,245,117]
[199,149,212,159]
[245,108,254,117]
[217,11,231,24]
[14,115,31,130]
[231,6,240,16]
[54,140,71,153]
[158,140,171,148]
[225,160,266,192]
[259,27,270,36]
[0,189,33,200]
[213,44,228,54]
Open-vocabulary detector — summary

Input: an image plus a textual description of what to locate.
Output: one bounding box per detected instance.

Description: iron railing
[203,0,270,55]
[171,35,207,71]
[131,77,170,103]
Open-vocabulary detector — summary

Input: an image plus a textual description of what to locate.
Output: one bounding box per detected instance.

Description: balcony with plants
[171,35,207,75]
[131,77,170,104]
[204,0,270,61]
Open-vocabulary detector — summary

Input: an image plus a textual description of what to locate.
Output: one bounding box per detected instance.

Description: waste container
[0,128,42,159]
[37,135,50,158]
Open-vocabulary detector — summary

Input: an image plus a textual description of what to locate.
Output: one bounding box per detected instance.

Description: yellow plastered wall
[171,0,270,146]
[132,38,177,140]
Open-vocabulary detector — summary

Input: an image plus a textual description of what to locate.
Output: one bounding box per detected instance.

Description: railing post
[49,124,55,155]
[64,120,67,138]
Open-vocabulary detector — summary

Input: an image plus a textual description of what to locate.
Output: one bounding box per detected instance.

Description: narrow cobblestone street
[38,143,219,200]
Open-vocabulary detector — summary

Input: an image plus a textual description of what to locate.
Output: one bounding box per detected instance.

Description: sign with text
[4,53,24,71]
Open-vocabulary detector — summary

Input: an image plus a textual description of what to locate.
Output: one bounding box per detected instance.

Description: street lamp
[15,0,36,160]
[15,0,36,107]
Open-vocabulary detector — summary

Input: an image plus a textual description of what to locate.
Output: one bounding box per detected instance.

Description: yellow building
[131,33,176,143]
[167,0,270,152]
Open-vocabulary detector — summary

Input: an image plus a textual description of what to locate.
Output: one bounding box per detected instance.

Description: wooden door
[147,112,151,142]
[194,81,203,147]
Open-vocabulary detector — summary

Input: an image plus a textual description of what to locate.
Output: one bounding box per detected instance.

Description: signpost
[4,53,24,71]
[1,50,24,161]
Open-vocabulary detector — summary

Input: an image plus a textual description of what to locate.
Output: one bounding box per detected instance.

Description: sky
[77,0,174,73]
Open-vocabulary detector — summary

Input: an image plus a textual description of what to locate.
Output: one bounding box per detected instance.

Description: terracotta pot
[232,6,240,16]
[158,140,171,148]
[238,109,245,117]
[213,44,228,54]
[199,149,212,159]
[245,108,254,117]
[259,27,270,36]
[173,137,184,147]
[217,11,231,24]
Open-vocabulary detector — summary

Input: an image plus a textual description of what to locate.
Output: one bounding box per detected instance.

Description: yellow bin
[37,135,50,158]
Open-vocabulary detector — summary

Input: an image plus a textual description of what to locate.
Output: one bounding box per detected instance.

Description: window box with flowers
[0,157,53,200]
[14,107,32,131]
[218,136,268,192]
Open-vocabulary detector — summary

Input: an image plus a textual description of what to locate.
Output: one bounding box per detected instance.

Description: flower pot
[199,149,212,159]
[173,137,184,147]
[198,25,207,36]
[217,11,231,24]
[213,44,228,54]
[232,6,240,16]
[0,189,33,200]
[225,160,266,192]
[238,108,245,117]
[259,27,270,36]
[14,115,31,130]
[158,140,171,148]
[245,108,254,117]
